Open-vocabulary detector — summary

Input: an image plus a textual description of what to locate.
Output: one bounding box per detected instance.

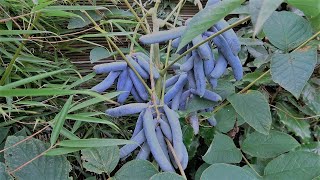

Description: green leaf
[0,30,50,35]
[42,10,81,18]
[4,136,71,180]
[310,13,320,31]
[46,147,85,156]
[81,146,119,174]
[201,163,258,180]
[90,47,112,63]
[68,11,103,29]
[0,127,10,143]
[242,164,264,179]
[68,92,120,113]
[249,0,284,37]
[195,163,210,180]
[66,114,119,131]
[150,172,185,180]
[178,0,245,50]
[243,71,272,85]
[203,133,242,164]
[276,106,311,141]
[185,96,217,113]
[113,160,158,180]
[263,11,313,52]
[0,89,116,103]
[0,69,67,90]
[199,126,215,146]
[242,130,300,158]
[213,80,235,100]
[287,0,320,17]
[215,105,237,133]
[43,6,107,11]
[227,90,272,135]
[58,138,133,147]
[301,82,320,114]
[271,49,317,98]
[264,151,320,180]
[0,162,12,180]
[50,95,73,146]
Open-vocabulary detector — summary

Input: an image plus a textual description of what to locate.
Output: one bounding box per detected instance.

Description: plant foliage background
[0,0,319,179]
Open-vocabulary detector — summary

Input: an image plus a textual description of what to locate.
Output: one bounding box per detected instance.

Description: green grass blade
[58,138,134,147]
[0,69,68,89]
[50,95,73,146]
[45,147,85,156]
[68,92,120,113]
[66,114,120,131]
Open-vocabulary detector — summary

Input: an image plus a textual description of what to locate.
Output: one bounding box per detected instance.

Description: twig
[165,139,187,179]
[123,0,149,33]
[241,152,262,177]
[0,12,33,24]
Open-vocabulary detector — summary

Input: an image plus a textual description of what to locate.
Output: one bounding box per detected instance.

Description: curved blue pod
[91,71,121,93]
[134,55,160,79]
[207,116,217,126]
[116,68,128,91]
[128,69,149,100]
[208,77,218,89]
[93,62,127,74]
[132,110,145,137]
[131,85,144,103]
[189,112,199,135]
[156,126,171,162]
[202,39,215,76]
[205,29,243,81]
[210,54,228,78]
[171,88,183,110]
[163,105,184,162]
[193,51,206,96]
[187,71,196,89]
[126,55,149,79]
[180,55,194,72]
[119,129,146,158]
[179,89,192,110]
[192,35,212,61]
[143,108,175,172]
[105,103,148,117]
[180,144,189,170]
[139,26,186,44]
[165,74,180,88]
[164,73,188,103]
[117,76,133,104]
[158,118,173,142]
[171,37,181,48]
[191,89,222,102]
[136,142,151,160]
[213,20,241,55]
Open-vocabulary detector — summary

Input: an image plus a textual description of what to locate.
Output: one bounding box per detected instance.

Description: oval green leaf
[201,163,258,180]
[242,130,300,158]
